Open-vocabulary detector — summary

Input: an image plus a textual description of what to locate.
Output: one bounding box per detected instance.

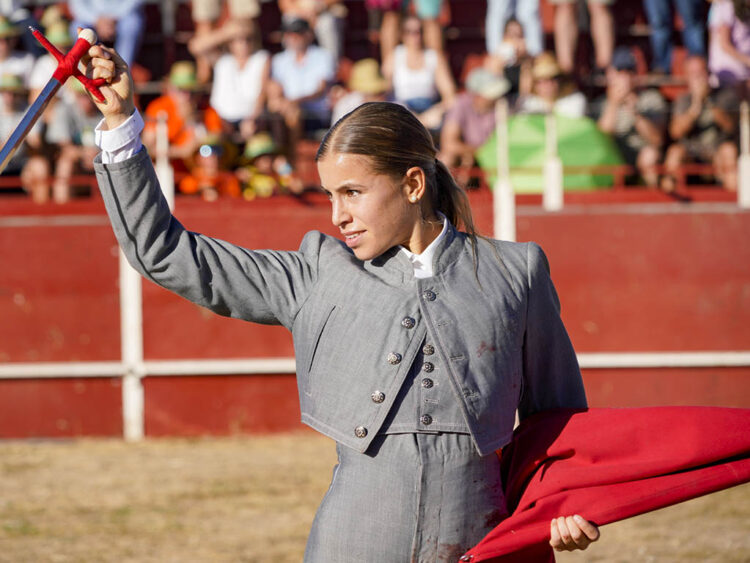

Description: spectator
[142,61,222,162]
[0,16,33,91]
[550,0,614,75]
[708,0,750,93]
[485,0,543,59]
[236,132,304,198]
[593,46,667,186]
[0,0,44,57]
[662,56,738,192]
[439,68,510,184]
[279,0,347,64]
[517,52,586,118]
[268,18,335,153]
[44,80,101,203]
[178,141,241,201]
[190,0,260,84]
[330,58,389,125]
[382,15,456,129]
[206,20,270,143]
[484,17,534,98]
[0,74,46,202]
[643,0,706,74]
[366,0,402,63]
[68,0,144,66]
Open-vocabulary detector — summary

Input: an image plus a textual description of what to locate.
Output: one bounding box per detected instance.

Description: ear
[402,166,427,204]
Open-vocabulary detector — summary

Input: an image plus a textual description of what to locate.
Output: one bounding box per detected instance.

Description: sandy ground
[0,434,748,563]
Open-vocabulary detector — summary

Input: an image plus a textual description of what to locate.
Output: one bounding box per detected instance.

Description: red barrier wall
[1,194,749,437]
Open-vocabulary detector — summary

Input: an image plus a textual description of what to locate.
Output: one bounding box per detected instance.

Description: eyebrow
[321,182,367,194]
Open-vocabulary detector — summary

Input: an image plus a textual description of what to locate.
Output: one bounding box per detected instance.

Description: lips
[342,231,364,248]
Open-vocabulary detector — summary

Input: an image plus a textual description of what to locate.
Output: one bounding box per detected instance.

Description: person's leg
[515,0,543,56]
[553,1,578,73]
[380,9,402,62]
[485,0,514,55]
[673,0,706,57]
[314,10,345,63]
[114,7,145,66]
[661,142,686,191]
[713,141,738,191]
[643,0,673,72]
[636,145,661,187]
[587,0,613,70]
[416,0,444,52]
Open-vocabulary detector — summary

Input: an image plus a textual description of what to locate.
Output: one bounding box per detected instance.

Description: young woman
[85,44,600,561]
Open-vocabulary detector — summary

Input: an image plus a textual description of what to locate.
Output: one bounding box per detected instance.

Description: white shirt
[399,213,448,279]
[94,109,144,164]
[210,51,269,122]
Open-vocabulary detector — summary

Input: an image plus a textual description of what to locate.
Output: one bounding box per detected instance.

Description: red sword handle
[30,26,107,102]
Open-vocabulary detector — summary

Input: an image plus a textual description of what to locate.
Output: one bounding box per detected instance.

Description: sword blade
[0,78,62,174]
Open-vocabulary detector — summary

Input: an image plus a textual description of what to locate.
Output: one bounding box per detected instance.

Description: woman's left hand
[549,515,600,552]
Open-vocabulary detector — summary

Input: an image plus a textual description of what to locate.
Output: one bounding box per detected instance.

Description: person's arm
[85,45,320,328]
[596,97,619,133]
[716,23,750,68]
[633,111,664,147]
[519,242,598,553]
[669,96,702,140]
[434,52,456,106]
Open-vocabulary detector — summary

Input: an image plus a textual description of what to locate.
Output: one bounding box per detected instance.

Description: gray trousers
[304,433,507,562]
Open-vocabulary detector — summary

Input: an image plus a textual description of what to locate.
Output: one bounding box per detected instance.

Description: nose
[330,197,351,229]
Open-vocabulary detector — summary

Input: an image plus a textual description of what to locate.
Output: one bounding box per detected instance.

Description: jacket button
[422,344,435,356]
[371,391,385,403]
[422,362,435,373]
[421,378,434,389]
[354,426,368,438]
[387,352,402,365]
[401,316,416,329]
[420,414,433,426]
[422,290,436,301]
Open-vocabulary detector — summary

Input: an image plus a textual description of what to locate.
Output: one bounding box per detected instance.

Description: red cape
[462,406,750,562]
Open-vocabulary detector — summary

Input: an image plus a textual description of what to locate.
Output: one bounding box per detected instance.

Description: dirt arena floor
[0,433,748,563]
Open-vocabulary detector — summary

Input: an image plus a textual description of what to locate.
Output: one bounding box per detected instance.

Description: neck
[405,213,443,255]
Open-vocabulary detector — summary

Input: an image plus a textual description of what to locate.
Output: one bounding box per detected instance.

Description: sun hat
[0,16,20,39]
[0,73,25,92]
[243,132,277,160]
[532,52,562,80]
[168,61,200,90]
[45,21,73,47]
[465,68,510,100]
[348,58,388,95]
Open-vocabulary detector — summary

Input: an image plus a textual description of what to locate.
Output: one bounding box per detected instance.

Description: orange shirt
[178,169,241,198]
[144,95,222,149]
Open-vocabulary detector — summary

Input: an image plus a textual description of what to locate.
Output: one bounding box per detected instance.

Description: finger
[573,514,600,542]
[549,519,562,550]
[565,516,590,550]
[550,517,574,551]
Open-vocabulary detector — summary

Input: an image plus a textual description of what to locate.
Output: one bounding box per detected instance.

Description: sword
[0,27,106,173]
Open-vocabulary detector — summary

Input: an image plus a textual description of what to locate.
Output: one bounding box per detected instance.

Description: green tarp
[475,114,624,193]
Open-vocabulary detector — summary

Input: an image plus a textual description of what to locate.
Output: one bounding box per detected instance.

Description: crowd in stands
[0,0,748,203]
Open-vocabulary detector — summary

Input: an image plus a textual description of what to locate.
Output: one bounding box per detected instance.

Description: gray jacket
[94,149,586,455]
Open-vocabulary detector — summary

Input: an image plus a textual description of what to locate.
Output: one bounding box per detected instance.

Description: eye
[346,189,360,197]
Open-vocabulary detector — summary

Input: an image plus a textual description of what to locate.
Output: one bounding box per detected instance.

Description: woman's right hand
[82,44,135,130]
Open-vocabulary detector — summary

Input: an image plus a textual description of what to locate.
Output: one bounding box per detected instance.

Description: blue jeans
[485,0,543,57]
[643,0,705,72]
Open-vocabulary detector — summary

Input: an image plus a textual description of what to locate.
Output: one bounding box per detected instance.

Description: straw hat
[244,133,277,160]
[168,61,200,90]
[46,21,73,47]
[0,16,20,39]
[465,68,510,100]
[0,74,26,92]
[348,59,388,95]
[532,52,562,80]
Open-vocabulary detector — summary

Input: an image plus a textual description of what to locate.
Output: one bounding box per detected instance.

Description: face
[317,152,422,261]
[504,21,523,41]
[283,31,308,51]
[534,76,559,99]
[402,18,422,44]
[229,35,253,59]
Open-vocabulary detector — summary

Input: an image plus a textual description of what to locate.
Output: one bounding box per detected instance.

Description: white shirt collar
[399,213,449,279]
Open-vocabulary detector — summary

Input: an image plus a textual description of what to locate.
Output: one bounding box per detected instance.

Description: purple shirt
[708,0,750,85]
[444,92,496,149]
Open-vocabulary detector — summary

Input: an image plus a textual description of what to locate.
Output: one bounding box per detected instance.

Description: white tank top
[392,45,439,102]
[210,51,269,122]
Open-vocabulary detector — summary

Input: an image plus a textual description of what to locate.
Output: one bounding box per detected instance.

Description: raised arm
[85,45,320,328]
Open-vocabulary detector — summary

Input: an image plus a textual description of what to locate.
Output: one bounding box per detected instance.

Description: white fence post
[543,111,564,211]
[155,111,175,211]
[738,100,750,209]
[120,250,144,442]
[493,97,516,242]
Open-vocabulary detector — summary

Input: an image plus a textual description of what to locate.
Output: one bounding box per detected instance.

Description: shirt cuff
[95,110,145,164]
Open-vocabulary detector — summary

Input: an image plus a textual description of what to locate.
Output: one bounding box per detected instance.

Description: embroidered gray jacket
[94,149,586,455]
